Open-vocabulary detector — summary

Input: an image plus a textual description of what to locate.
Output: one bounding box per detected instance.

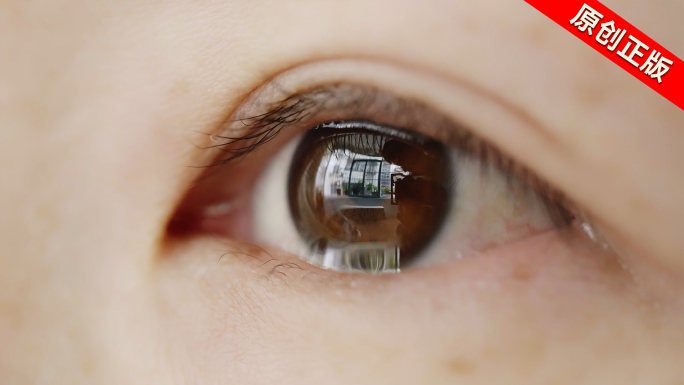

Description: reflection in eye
[288,122,454,273]
[253,120,573,274]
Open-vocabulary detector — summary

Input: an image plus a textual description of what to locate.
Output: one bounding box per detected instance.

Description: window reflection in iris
[288,122,454,273]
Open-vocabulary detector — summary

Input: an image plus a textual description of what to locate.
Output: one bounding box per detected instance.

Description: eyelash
[202,84,577,228]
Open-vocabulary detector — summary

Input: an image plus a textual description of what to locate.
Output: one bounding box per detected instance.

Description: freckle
[512,265,533,282]
[446,358,476,374]
[80,356,97,376]
[575,74,612,108]
[169,77,191,97]
[458,17,479,34]
[596,254,626,276]
[526,23,549,48]
[3,301,24,329]
[430,298,446,313]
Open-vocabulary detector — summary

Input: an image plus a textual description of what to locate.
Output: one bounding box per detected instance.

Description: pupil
[288,122,453,273]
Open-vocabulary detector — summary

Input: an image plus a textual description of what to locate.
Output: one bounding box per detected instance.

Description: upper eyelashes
[206,85,459,164]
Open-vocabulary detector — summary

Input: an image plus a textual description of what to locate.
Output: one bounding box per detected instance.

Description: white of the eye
[415,154,556,267]
[252,135,306,257]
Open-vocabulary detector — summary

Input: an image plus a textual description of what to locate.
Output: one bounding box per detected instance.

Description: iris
[288,121,454,273]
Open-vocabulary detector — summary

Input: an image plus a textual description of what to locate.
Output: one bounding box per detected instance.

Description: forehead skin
[0,0,683,384]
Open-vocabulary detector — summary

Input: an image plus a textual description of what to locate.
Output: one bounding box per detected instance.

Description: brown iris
[288,122,453,273]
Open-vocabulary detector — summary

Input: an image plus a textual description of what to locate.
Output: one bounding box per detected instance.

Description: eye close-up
[169,83,580,275]
[3,2,683,384]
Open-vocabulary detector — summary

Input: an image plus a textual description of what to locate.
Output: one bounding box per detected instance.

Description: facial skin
[1,0,683,384]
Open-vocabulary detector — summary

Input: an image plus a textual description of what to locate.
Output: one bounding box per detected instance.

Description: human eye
[170,80,600,275]
[254,115,576,274]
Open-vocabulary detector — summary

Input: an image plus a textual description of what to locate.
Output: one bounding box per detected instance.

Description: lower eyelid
[200,229,625,293]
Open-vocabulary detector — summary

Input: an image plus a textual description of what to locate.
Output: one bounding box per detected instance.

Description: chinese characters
[570,3,673,83]
[569,4,603,36]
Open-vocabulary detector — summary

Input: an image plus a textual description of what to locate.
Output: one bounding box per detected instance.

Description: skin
[1,0,683,384]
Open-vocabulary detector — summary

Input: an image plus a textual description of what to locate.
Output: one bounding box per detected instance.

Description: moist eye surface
[288,121,454,273]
